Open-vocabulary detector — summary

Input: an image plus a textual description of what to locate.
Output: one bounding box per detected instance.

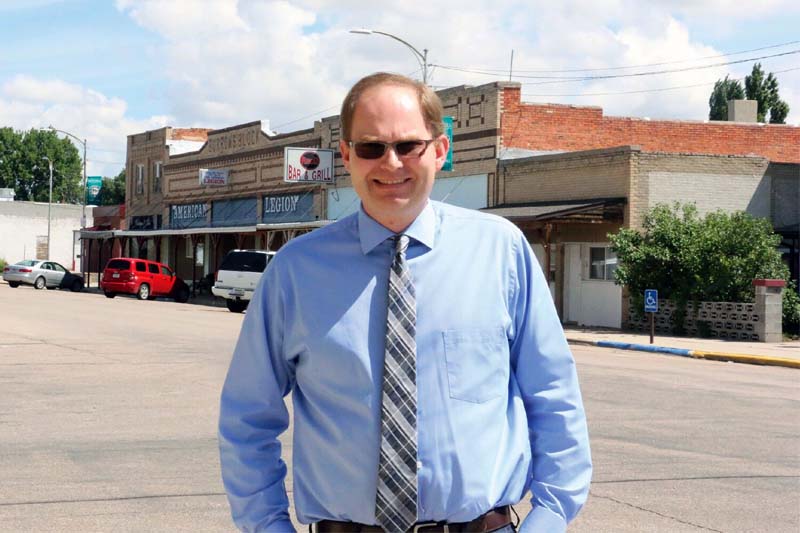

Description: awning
[256,220,331,230]
[78,220,332,239]
[79,230,114,239]
[482,197,626,223]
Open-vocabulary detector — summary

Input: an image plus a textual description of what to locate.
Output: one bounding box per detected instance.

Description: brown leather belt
[315,505,512,533]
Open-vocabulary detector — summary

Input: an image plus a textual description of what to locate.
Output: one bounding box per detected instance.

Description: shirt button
[417,461,422,470]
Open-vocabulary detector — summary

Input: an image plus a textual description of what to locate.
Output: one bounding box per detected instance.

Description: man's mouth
[374,177,410,185]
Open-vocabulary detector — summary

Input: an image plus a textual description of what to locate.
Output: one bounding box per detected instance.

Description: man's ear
[434,134,449,171]
[340,139,352,171]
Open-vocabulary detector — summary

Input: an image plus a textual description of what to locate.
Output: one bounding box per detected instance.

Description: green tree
[97,168,126,206]
[609,203,792,334]
[0,127,82,202]
[744,63,790,124]
[708,75,745,120]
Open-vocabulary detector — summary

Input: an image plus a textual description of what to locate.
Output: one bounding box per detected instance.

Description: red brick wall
[171,128,211,142]
[501,87,800,163]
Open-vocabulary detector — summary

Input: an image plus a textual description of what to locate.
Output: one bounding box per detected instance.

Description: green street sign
[442,116,454,172]
[86,176,102,204]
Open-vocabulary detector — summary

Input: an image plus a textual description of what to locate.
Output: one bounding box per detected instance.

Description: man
[219,72,591,533]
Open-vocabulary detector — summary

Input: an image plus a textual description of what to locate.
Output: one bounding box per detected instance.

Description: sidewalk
[564,326,800,369]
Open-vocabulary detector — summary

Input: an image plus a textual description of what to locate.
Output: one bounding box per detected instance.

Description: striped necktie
[375,234,418,532]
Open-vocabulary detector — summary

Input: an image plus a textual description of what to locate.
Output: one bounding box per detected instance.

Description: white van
[212,250,276,313]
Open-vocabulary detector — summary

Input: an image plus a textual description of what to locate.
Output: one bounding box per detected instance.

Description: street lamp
[47,126,87,228]
[42,156,53,260]
[349,28,429,84]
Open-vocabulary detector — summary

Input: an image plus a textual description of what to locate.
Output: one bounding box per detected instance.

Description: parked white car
[212,250,275,313]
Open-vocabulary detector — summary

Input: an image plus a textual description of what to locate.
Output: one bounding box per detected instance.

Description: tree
[0,127,82,202]
[97,168,126,206]
[744,63,790,124]
[708,75,744,120]
[609,203,792,334]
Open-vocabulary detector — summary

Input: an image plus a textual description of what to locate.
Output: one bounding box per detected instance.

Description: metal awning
[79,220,332,239]
[79,230,114,239]
[482,197,626,223]
[256,220,331,230]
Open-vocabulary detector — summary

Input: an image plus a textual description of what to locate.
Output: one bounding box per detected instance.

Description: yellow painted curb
[692,351,800,369]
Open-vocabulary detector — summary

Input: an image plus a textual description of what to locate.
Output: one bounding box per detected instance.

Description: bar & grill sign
[199,168,229,186]
[284,147,334,183]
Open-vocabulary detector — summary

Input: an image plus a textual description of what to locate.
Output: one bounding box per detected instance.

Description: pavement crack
[590,491,725,532]
[594,474,799,484]
[0,492,227,507]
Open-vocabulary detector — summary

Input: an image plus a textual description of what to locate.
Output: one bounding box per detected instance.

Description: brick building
[84,80,798,325]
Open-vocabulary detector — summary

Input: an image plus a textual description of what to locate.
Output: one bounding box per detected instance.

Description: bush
[610,203,791,335]
[0,257,6,272]
[784,282,800,335]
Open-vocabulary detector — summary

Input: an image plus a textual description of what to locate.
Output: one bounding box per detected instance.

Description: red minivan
[100,257,190,303]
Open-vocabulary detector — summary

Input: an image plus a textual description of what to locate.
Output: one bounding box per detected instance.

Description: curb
[568,339,800,369]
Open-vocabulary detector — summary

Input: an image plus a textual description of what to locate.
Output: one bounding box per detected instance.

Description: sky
[1,0,798,178]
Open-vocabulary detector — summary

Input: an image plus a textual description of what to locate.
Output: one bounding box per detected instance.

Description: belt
[315,505,512,533]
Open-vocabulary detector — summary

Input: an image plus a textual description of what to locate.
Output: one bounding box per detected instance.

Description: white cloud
[3,0,797,183]
[0,75,172,177]
[106,0,798,129]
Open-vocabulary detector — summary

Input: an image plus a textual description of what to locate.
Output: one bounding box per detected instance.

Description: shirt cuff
[518,505,567,533]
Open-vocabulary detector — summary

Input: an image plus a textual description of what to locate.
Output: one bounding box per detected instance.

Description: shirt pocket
[443,328,509,403]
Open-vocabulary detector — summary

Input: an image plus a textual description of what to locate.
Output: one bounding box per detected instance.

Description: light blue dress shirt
[219,201,592,532]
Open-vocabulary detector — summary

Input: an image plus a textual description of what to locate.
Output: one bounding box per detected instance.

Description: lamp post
[47,126,87,228]
[42,156,53,260]
[349,29,429,84]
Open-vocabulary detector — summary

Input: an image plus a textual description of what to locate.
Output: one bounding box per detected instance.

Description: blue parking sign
[644,289,658,313]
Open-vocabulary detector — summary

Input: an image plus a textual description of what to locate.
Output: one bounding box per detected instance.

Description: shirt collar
[358,201,437,255]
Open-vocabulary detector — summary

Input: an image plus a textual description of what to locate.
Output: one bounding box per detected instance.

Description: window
[148,263,159,274]
[136,164,145,195]
[160,266,172,276]
[135,262,147,273]
[589,246,618,281]
[219,251,269,273]
[153,161,162,193]
[107,259,130,270]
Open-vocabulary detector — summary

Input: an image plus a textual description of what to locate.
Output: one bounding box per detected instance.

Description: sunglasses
[348,139,435,160]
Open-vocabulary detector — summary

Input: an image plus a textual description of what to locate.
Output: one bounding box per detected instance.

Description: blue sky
[1,0,798,177]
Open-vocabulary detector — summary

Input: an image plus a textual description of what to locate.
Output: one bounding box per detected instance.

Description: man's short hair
[340,72,445,141]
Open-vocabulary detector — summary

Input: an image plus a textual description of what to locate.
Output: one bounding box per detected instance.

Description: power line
[432,49,800,85]
[521,66,800,97]
[89,146,127,154]
[271,105,340,130]
[441,39,800,74]
[88,159,125,165]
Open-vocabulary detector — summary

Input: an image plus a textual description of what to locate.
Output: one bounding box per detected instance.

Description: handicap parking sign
[644,289,658,313]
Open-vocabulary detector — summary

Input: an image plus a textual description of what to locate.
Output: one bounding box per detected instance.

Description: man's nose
[380,145,404,168]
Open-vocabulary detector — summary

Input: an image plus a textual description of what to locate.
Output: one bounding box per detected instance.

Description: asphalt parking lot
[1,282,797,532]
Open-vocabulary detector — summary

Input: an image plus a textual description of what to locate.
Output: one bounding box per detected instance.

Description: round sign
[300,151,320,170]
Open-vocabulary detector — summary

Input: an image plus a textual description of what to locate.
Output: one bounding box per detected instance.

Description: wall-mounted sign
[130,215,155,231]
[262,191,315,223]
[284,147,334,183]
[442,116,454,172]
[170,202,208,229]
[199,168,229,186]
[212,197,257,227]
